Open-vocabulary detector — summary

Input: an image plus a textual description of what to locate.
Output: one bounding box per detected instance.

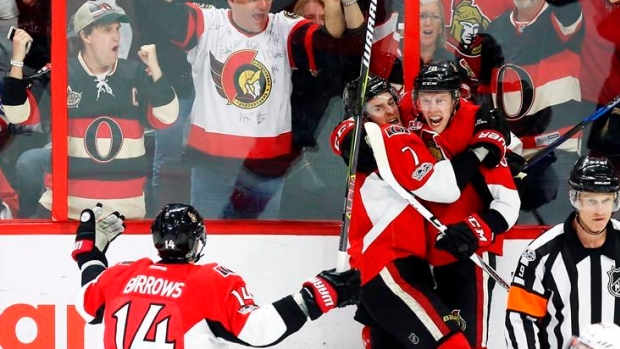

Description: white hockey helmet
[568,323,620,349]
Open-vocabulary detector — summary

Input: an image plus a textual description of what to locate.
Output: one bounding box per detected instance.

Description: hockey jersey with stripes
[505,213,620,349]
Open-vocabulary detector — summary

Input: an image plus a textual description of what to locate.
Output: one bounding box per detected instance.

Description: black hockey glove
[300,268,361,320]
[474,107,511,145]
[470,129,507,168]
[435,214,493,261]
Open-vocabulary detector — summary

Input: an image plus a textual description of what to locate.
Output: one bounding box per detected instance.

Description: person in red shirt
[331,73,507,348]
[72,203,360,348]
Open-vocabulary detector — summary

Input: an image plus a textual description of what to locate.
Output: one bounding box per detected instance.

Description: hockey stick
[364,122,511,291]
[336,0,379,272]
[520,93,620,173]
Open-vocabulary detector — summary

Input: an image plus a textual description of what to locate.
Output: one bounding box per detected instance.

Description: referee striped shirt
[505,213,620,349]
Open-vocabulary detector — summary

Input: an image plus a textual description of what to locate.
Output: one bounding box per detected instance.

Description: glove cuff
[300,276,338,321]
[464,214,493,247]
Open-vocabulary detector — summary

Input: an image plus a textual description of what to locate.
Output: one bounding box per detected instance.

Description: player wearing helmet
[506,155,620,349]
[72,203,361,348]
[332,64,519,349]
[330,73,511,348]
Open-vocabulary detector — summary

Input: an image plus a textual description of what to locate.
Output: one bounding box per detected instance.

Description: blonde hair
[420,0,447,49]
[293,0,324,16]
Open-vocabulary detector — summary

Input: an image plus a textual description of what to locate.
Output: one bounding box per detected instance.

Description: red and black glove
[300,268,361,320]
[71,206,100,262]
[435,214,493,260]
[72,204,125,261]
[470,129,506,168]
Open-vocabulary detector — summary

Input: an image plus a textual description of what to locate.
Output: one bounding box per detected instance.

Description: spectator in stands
[0,0,19,43]
[485,0,584,225]
[293,0,325,24]
[2,2,178,220]
[579,1,620,173]
[419,0,451,65]
[279,0,360,219]
[137,0,364,219]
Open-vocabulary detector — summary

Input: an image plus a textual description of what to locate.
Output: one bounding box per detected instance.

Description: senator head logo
[210,50,272,109]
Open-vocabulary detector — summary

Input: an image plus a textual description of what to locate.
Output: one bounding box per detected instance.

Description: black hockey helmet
[569,155,619,193]
[413,60,461,110]
[414,60,461,92]
[343,74,400,117]
[152,203,206,262]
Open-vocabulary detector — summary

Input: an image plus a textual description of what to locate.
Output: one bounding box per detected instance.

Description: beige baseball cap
[73,1,130,34]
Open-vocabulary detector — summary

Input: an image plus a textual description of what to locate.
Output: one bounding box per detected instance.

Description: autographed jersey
[164,3,341,160]
[77,258,298,348]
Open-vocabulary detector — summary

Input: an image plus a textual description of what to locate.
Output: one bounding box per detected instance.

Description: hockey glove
[474,107,511,145]
[470,129,506,168]
[331,118,377,174]
[435,214,493,261]
[300,268,361,320]
[95,210,125,254]
[71,205,102,261]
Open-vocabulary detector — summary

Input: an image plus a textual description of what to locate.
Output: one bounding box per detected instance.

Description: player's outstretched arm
[71,204,125,286]
[227,268,360,347]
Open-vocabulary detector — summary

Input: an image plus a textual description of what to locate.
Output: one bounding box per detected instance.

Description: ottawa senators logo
[210,50,272,109]
[447,0,490,52]
[443,309,467,331]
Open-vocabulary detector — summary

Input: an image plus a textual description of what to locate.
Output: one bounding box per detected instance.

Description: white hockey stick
[364,122,511,291]
[336,0,379,272]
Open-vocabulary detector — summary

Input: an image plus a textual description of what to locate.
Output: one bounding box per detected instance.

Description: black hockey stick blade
[520,93,620,173]
[364,122,511,291]
[337,0,379,272]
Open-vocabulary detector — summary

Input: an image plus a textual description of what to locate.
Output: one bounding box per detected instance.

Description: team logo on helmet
[607,267,620,297]
[210,50,272,109]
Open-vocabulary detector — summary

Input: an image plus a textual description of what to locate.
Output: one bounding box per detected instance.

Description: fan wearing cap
[506,155,620,349]
[2,0,179,220]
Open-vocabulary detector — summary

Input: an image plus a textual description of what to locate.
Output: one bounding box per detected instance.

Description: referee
[505,155,620,349]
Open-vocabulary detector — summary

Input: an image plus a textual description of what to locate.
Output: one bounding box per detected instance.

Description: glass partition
[1,0,617,225]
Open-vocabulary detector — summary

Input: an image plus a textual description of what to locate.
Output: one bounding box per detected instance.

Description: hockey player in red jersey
[411,60,519,349]
[331,73,507,348]
[72,203,360,348]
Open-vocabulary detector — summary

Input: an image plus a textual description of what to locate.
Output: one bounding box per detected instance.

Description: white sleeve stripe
[80,260,105,273]
[75,279,98,323]
[237,304,288,346]
[379,268,444,341]
[488,184,520,228]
